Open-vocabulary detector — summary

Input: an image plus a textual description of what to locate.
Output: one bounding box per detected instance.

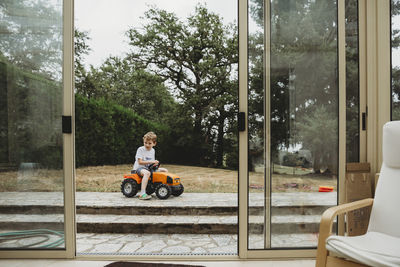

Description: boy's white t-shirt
[133,146,155,170]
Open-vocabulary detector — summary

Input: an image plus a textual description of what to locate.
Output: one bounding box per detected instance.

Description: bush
[1,57,63,168]
[75,95,169,167]
[31,145,62,169]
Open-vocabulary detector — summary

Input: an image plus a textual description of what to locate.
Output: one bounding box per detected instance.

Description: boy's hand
[154,160,159,165]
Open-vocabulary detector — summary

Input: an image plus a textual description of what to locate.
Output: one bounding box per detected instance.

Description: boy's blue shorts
[135,166,149,177]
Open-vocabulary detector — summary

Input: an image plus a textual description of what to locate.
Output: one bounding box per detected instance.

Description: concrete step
[0,192,336,216]
[0,213,331,235]
[0,205,328,216]
[0,192,336,234]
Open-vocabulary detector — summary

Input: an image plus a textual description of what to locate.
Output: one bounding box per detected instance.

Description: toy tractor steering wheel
[147,162,160,171]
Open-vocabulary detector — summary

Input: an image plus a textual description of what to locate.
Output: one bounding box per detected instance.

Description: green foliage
[72,5,241,169]
[76,56,176,124]
[75,95,169,167]
[296,106,338,173]
[0,56,63,168]
[0,0,63,80]
[393,67,400,121]
[0,61,8,163]
[249,0,340,172]
[282,152,310,168]
[126,4,238,167]
[345,0,360,162]
[74,29,92,96]
[392,1,400,120]
[392,0,400,49]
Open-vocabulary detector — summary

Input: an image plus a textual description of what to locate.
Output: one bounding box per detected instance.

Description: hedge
[1,57,63,169]
[75,95,170,167]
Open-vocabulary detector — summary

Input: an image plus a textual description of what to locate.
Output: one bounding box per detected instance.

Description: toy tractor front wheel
[172,184,184,197]
[155,184,172,199]
[121,179,138,197]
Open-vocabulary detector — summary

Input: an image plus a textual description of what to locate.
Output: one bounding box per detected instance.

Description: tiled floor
[0,259,315,267]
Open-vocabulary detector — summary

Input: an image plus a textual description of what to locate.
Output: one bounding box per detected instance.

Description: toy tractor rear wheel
[121,179,138,197]
[155,184,172,199]
[146,183,155,195]
[172,184,184,197]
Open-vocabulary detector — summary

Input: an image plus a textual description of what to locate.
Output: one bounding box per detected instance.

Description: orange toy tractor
[121,163,184,200]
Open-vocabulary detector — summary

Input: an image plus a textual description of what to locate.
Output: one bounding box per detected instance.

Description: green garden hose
[0,229,64,248]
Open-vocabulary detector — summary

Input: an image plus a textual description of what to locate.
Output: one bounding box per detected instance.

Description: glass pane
[346,0,360,162]
[269,0,338,248]
[0,0,65,249]
[75,0,238,256]
[248,0,266,250]
[392,0,400,120]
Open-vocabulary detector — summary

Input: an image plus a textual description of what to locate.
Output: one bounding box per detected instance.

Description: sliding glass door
[239,0,349,257]
[0,0,74,258]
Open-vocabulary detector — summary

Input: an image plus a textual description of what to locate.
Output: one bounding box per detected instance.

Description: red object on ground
[319,186,334,192]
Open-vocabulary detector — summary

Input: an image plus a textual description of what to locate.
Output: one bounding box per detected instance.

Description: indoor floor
[0,259,315,267]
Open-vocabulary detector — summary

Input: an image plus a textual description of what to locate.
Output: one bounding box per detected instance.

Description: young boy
[133,131,168,200]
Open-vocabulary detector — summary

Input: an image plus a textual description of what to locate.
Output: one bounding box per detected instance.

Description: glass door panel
[346,0,360,162]
[246,0,347,251]
[74,0,238,256]
[0,0,66,250]
[248,0,267,250]
[392,0,400,119]
[269,0,339,249]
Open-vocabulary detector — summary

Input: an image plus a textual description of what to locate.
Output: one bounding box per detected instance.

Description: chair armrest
[315,198,374,267]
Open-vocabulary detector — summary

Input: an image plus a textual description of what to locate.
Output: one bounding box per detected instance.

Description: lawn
[0,164,337,193]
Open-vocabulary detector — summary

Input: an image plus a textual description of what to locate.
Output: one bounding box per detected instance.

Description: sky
[75,0,400,68]
[75,0,238,68]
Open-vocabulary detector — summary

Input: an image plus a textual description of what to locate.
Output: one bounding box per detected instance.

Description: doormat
[105,262,205,267]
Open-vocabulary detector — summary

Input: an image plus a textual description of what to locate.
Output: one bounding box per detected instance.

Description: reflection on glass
[346,0,360,163]
[270,0,338,248]
[248,0,266,250]
[0,0,64,249]
[392,0,400,120]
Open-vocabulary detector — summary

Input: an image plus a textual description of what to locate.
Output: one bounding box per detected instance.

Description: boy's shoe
[138,193,151,200]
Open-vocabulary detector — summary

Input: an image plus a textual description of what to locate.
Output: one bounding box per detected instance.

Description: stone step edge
[0,214,333,234]
[0,205,331,216]
[0,214,328,224]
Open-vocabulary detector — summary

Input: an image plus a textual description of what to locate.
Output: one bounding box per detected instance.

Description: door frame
[0,0,391,260]
[0,0,75,258]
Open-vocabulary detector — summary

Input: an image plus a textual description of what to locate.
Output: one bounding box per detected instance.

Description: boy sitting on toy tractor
[131,131,166,200]
[121,162,184,200]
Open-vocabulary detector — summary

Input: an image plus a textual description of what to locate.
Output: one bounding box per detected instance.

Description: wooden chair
[315,121,400,267]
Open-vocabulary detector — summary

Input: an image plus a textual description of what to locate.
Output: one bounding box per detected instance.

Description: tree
[126,4,238,166]
[74,28,176,125]
[296,105,338,173]
[345,0,361,162]
[74,29,94,97]
[249,0,340,172]
[82,56,176,124]
[0,0,62,79]
[392,0,400,120]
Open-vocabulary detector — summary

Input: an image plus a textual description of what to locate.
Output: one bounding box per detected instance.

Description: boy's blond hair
[143,131,157,143]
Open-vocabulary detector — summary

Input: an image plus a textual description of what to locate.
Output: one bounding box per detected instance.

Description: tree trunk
[216,114,225,167]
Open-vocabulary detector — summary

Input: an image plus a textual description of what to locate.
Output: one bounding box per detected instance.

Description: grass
[0,168,63,192]
[0,164,337,193]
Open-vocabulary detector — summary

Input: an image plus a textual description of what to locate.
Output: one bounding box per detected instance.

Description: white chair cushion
[383,121,400,168]
[368,163,400,237]
[326,231,400,267]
